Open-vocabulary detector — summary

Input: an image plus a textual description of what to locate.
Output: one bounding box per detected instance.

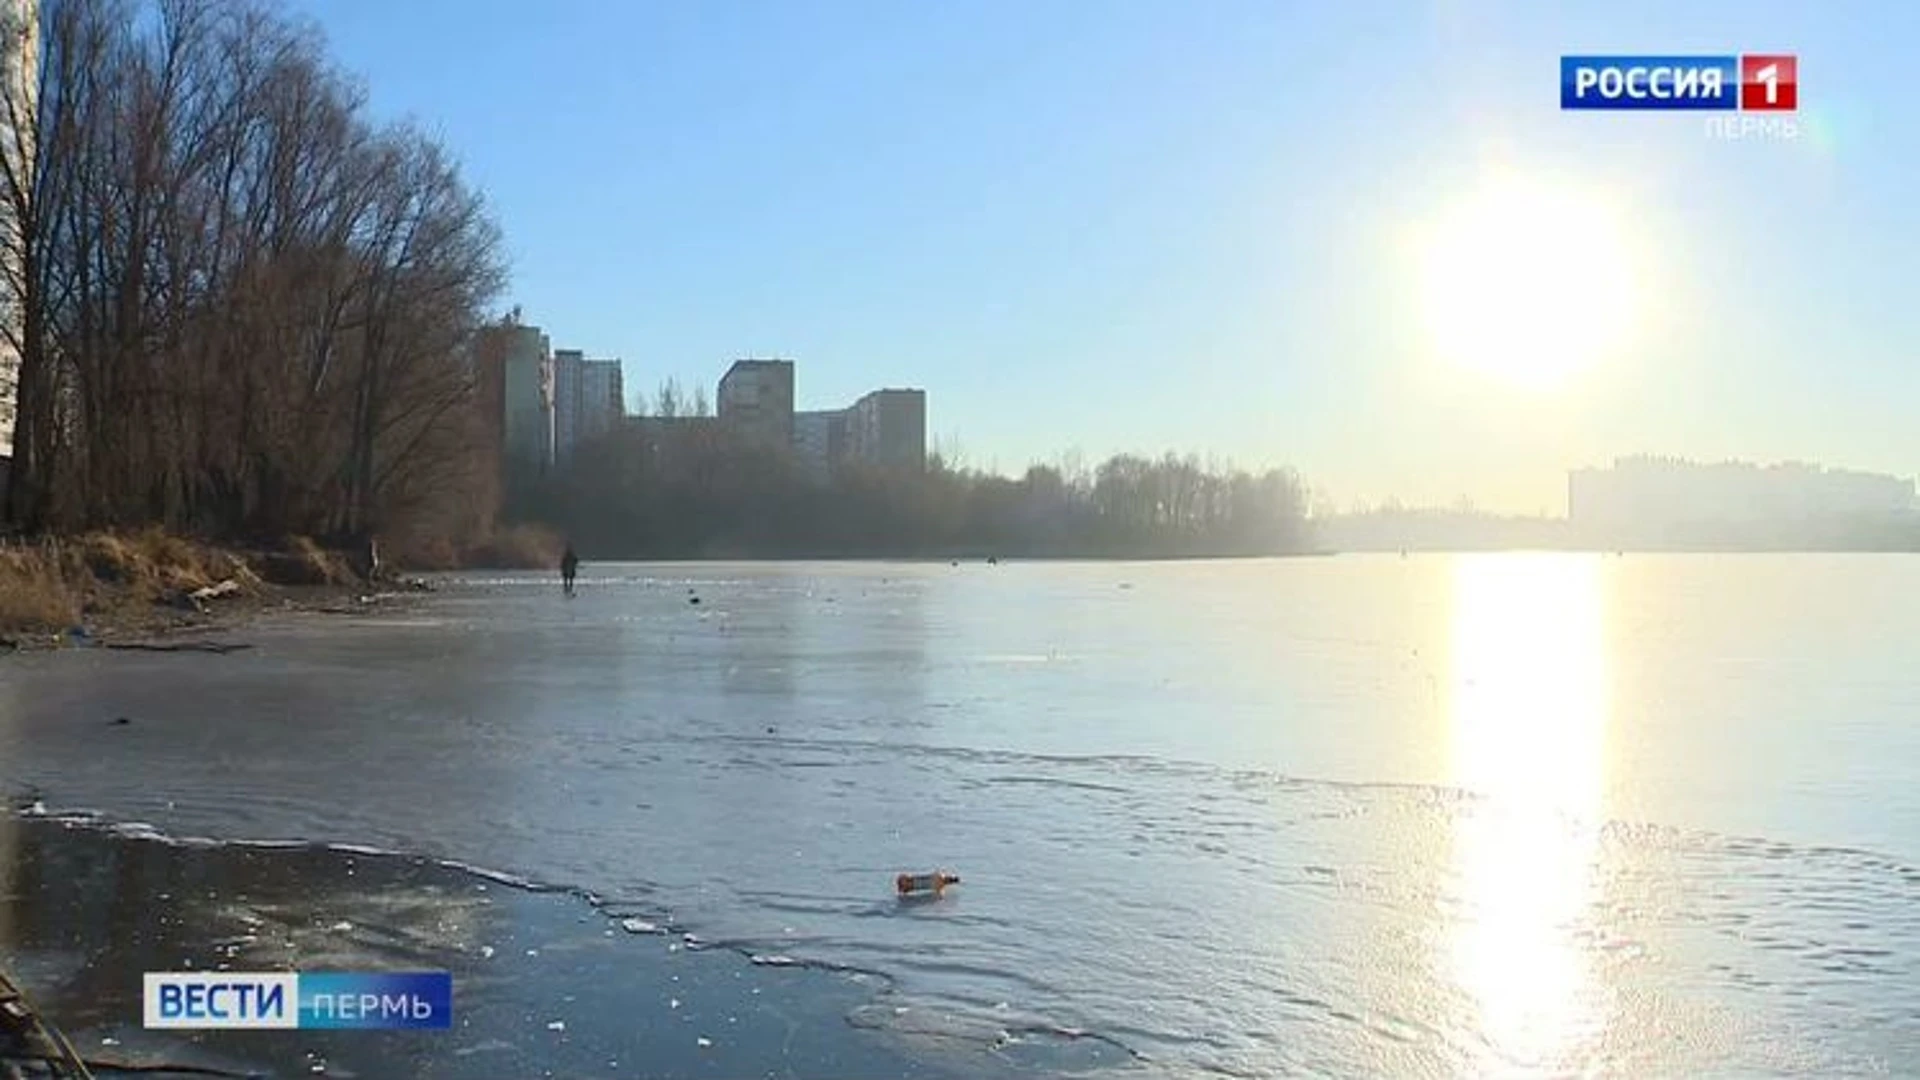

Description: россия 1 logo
[1560,54,1797,112]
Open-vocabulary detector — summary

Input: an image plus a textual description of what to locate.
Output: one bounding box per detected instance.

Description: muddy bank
[0,523,578,649]
[0,529,449,652]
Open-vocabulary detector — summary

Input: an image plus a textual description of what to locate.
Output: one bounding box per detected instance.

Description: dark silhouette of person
[560,543,580,596]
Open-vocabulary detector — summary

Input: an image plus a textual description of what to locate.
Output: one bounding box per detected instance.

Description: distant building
[1568,456,1917,546]
[717,359,795,452]
[847,388,926,473]
[490,323,554,471]
[471,324,510,480]
[553,349,584,464]
[553,350,625,465]
[793,409,849,482]
[581,357,624,434]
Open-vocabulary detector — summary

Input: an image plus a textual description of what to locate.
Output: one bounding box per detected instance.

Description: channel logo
[1561,54,1797,111]
[143,971,452,1030]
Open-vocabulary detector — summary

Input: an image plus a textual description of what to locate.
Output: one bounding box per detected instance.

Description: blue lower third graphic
[144,972,452,1030]
[300,972,452,1030]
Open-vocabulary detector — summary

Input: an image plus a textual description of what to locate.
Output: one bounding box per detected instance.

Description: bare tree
[654,377,681,419]
[0,0,504,542]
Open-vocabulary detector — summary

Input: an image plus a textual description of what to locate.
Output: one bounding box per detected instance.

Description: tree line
[0,0,503,548]
[0,0,1312,564]
[512,384,1311,559]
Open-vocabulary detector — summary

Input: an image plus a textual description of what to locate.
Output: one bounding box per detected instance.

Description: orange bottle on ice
[895,871,960,897]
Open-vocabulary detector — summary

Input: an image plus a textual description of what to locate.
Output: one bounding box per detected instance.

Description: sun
[1414,173,1640,389]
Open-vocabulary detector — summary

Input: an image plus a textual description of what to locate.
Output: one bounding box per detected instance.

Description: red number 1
[1740,54,1798,112]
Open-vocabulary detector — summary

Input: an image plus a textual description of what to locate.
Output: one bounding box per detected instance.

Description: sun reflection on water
[1445,554,1611,1075]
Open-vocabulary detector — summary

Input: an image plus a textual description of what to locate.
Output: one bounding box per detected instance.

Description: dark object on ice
[688,596,701,606]
[895,871,960,897]
[109,717,130,726]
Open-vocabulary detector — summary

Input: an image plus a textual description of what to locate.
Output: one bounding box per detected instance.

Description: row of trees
[511,393,1311,559]
[0,0,504,544]
[0,2,1311,562]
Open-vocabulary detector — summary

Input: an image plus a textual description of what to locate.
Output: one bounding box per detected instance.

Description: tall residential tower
[717,359,795,453]
[553,349,625,464]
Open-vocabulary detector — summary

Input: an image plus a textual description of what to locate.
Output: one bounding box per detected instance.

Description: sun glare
[1415,174,1639,389]
[1446,554,1612,1072]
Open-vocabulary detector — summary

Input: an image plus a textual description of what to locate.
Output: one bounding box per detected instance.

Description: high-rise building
[471,324,510,478]
[0,0,38,488]
[554,349,624,464]
[847,388,926,473]
[494,323,554,471]
[794,409,849,482]
[581,357,624,436]
[552,349,583,464]
[717,359,795,452]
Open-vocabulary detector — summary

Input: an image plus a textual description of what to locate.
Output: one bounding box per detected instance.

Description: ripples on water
[2,555,1919,1077]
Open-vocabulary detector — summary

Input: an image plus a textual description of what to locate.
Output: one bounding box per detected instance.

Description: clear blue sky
[309,0,1913,513]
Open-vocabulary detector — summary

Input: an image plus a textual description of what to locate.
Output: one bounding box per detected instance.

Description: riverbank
[0,525,564,650]
[0,532,382,652]
[0,811,1129,1080]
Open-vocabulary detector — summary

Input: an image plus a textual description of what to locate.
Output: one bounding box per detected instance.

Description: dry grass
[1,529,276,637]
[251,535,359,587]
[0,541,81,634]
[287,535,356,584]
[1,522,555,639]
[79,527,261,600]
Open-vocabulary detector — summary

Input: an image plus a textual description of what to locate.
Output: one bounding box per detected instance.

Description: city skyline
[306,0,1916,513]
[486,319,1920,513]
[480,325,930,487]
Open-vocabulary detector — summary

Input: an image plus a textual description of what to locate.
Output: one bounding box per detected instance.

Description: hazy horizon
[305,0,1914,514]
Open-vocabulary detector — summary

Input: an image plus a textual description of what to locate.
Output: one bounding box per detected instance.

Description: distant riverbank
[1315,510,1920,555]
[557,549,1335,563]
[1322,543,1920,555]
